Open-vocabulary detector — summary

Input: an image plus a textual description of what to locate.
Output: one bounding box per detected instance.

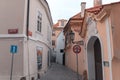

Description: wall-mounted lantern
[69,30,75,43]
[69,30,84,45]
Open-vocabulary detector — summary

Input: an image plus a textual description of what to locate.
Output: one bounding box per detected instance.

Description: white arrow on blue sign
[10,45,18,54]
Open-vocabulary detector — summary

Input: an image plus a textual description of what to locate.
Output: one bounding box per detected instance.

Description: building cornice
[0,34,27,38]
[28,37,52,49]
[0,34,52,49]
[95,7,111,22]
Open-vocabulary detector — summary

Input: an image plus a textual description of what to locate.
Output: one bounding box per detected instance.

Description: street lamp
[69,30,75,43]
[69,31,84,45]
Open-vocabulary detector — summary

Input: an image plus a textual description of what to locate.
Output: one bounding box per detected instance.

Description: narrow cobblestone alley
[40,63,82,80]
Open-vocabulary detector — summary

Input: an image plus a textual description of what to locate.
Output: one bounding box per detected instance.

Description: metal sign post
[10,45,18,80]
[76,53,79,80]
[10,53,14,80]
[73,45,81,80]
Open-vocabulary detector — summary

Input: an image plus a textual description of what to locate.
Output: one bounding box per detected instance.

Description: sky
[46,0,120,23]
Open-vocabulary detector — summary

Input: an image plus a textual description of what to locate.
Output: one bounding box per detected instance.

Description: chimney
[94,0,102,7]
[81,2,86,18]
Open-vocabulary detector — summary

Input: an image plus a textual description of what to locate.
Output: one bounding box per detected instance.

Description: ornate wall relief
[86,17,98,39]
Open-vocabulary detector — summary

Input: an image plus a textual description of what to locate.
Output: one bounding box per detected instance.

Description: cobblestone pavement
[40,63,82,80]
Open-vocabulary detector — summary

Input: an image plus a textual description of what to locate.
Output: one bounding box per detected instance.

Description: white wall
[0,0,53,80]
[56,31,65,64]
[0,0,26,34]
[0,38,24,80]
[26,0,53,79]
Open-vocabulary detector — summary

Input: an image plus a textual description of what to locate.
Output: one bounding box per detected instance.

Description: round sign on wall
[73,44,81,54]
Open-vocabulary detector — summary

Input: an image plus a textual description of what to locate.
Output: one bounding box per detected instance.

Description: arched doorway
[87,36,103,80]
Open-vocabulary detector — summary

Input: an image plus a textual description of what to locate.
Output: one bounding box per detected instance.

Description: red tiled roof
[86,6,103,14]
[86,1,120,14]
[70,6,103,20]
[64,1,120,34]
[69,1,120,20]
[69,12,84,21]
[53,22,59,28]
[71,12,81,19]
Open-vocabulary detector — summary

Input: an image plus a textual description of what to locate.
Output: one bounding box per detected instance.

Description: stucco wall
[111,3,120,59]
[23,39,50,79]
[29,0,52,40]
[56,31,65,64]
[96,18,111,80]
[112,59,120,80]
[27,0,52,76]
[65,30,86,75]
[110,3,120,80]
[0,0,26,34]
[0,38,23,80]
[84,13,112,80]
[65,44,85,75]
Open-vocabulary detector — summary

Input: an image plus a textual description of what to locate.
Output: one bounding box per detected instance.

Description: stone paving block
[40,63,82,80]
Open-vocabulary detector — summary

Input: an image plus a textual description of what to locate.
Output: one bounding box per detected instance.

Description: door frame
[86,36,104,80]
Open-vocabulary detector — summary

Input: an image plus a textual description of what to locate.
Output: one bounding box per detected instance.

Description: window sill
[35,31,43,36]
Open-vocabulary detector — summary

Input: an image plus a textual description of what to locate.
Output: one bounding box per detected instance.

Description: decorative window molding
[37,11,42,32]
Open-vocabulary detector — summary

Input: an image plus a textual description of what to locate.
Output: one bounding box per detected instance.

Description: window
[52,31,55,36]
[37,11,42,32]
[60,49,64,53]
[52,40,55,46]
[36,47,43,70]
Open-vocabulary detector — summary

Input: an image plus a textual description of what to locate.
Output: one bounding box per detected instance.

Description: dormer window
[37,11,42,32]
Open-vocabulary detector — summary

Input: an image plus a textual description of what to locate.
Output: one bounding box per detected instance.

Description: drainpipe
[26,0,30,80]
[26,0,30,38]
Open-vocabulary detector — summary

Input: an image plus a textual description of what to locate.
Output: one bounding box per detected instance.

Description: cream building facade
[52,19,67,63]
[0,0,53,80]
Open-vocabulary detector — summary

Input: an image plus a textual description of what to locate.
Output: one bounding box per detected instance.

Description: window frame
[37,11,42,32]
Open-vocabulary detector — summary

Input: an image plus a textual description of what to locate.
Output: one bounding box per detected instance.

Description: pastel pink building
[64,0,120,80]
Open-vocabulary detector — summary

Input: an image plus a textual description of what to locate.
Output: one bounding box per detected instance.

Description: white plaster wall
[0,0,53,79]
[28,0,52,72]
[0,0,26,34]
[29,0,52,42]
[56,31,65,64]
[0,38,24,80]
[23,39,50,80]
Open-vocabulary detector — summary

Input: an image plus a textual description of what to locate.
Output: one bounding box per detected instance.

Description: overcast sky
[46,0,120,23]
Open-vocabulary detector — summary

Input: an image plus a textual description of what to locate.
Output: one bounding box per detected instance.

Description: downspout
[26,0,30,79]
[26,0,30,38]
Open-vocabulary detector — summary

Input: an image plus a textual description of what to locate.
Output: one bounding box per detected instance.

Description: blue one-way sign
[10,45,18,54]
